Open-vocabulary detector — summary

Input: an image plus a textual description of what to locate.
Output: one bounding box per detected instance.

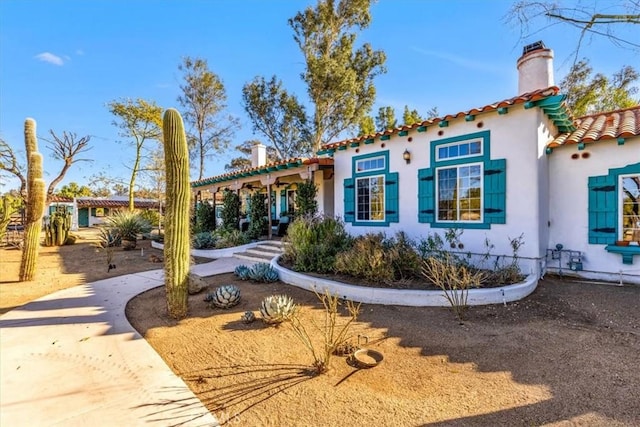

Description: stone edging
[270,256,539,307]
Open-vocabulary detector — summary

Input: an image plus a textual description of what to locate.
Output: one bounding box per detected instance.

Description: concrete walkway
[0,257,250,427]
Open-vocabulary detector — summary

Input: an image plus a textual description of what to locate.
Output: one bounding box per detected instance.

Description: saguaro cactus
[162,109,191,319]
[19,118,46,281]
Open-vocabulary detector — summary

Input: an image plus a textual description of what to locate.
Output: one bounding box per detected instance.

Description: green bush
[139,209,161,230]
[385,231,422,280]
[192,231,216,249]
[247,191,267,239]
[283,215,351,273]
[192,202,216,234]
[214,228,250,248]
[296,179,318,217]
[221,190,241,231]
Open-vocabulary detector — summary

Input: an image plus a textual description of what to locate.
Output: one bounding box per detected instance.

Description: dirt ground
[127,273,640,427]
[2,232,639,426]
[0,228,208,314]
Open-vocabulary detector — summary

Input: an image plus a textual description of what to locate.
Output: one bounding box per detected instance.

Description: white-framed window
[621,174,640,241]
[356,156,385,173]
[436,163,483,222]
[436,139,482,161]
[356,175,385,221]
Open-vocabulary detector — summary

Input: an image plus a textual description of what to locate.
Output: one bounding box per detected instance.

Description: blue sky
[0,0,636,193]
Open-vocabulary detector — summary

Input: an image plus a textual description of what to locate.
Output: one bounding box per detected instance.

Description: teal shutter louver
[385,172,399,223]
[344,178,355,223]
[484,158,506,224]
[280,190,287,215]
[588,174,617,244]
[417,167,435,223]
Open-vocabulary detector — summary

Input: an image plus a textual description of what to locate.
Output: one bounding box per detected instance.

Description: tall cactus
[19,118,46,281]
[162,109,191,319]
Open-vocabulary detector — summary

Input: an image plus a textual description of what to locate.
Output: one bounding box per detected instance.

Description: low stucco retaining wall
[271,256,539,307]
[151,240,260,259]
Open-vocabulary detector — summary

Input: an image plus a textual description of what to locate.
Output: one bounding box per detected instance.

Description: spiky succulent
[263,268,279,283]
[241,310,256,323]
[234,265,251,280]
[259,294,296,324]
[209,284,241,309]
[247,262,279,283]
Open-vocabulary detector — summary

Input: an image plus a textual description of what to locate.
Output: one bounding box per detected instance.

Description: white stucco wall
[332,105,549,277]
[548,139,640,284]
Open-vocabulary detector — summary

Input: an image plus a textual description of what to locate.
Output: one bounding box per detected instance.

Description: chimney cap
[523,41,547,55]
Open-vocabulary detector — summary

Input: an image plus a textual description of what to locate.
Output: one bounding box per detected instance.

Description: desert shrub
[289,289,361,375]
[192,231,216,249]
[221,190,241,231]
[247,191,268,239]
[296,179,318,217]
[214,228,250,248]
[105,211,151,241]
[139,209,161,230]
[283,215,351,273]
[422,254,486,323]
[334,233,393,283]
[192,202,216,234]
[386,231,422,280]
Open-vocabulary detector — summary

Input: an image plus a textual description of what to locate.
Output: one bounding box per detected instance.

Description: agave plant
[104,210,151,250]
[209,285,241,309]
[234,265,251,280]
[259,294,296,324]
[247,262,279,283]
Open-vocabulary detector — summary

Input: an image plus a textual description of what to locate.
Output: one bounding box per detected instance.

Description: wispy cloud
[34,52,64,66]
[76,49,84,56]
[410,47,504,73]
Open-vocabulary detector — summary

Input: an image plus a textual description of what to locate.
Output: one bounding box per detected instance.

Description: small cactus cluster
[205,284,241,309]
[44,210,73,246]
[234,263,279,283]
[259,294,296,324]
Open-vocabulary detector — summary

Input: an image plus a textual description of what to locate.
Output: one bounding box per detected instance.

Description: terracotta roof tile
[192,157,334,187]
[548,105,640,148]
[321,87,563,151]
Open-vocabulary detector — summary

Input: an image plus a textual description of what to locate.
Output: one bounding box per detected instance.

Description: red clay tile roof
[192,157,334,187]
[48,196,159,209]
[547,105,640,148]
[321,87,563,151]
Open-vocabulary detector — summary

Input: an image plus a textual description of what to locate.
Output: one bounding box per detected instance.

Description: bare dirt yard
[2,233,639,426]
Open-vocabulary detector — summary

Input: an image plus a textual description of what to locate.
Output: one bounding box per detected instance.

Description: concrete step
[245,249,281,258]
[257,240,285,249]
[233,252,276,263]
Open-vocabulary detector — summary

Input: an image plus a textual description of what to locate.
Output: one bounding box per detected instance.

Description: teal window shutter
[385,172,399,223]
[344,178,355,223]
[417,168,434,223]
[588,174,617,244]
[280,190,287,214]
[484,158,506,224]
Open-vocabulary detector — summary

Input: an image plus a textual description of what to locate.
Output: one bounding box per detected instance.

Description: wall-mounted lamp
[403,149,411,164]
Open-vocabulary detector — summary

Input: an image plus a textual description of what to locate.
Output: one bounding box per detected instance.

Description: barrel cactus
[259,294,296,324]
[208,284,241,309]
[234,264,251,280]
[163,109,191,319]
[241,310,256,323]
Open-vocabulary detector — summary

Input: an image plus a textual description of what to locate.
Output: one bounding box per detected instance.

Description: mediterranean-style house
[193,42,639,284]
[47,196,160,229]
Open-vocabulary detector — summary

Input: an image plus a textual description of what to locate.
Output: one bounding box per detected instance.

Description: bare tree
[507,1,640,64]
[0,138,26,198]
[42,131,92,200]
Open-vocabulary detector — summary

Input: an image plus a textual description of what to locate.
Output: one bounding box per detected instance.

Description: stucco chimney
[517,41,554,94]
[251,143,266,168]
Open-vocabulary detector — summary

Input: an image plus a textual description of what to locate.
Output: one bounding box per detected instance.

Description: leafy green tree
[247,191,268,239]
[560,59,639,116]
[108,98,163,211]
[178,57,240,180]
[402,106,423,126]
[56,182,92,198]
[376,106,397,131]
[358,115,375,136]
[242,75,312,159]
[225,140,279,172]
[289,0,386,151]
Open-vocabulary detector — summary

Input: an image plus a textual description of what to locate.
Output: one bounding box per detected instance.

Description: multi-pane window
[437,164,482,222]
[357,176,385,221]
[621,174,640,241]
[436,139,482,161]
[356,156,385,173]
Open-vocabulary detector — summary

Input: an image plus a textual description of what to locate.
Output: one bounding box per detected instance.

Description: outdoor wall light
[403,149,411,164]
